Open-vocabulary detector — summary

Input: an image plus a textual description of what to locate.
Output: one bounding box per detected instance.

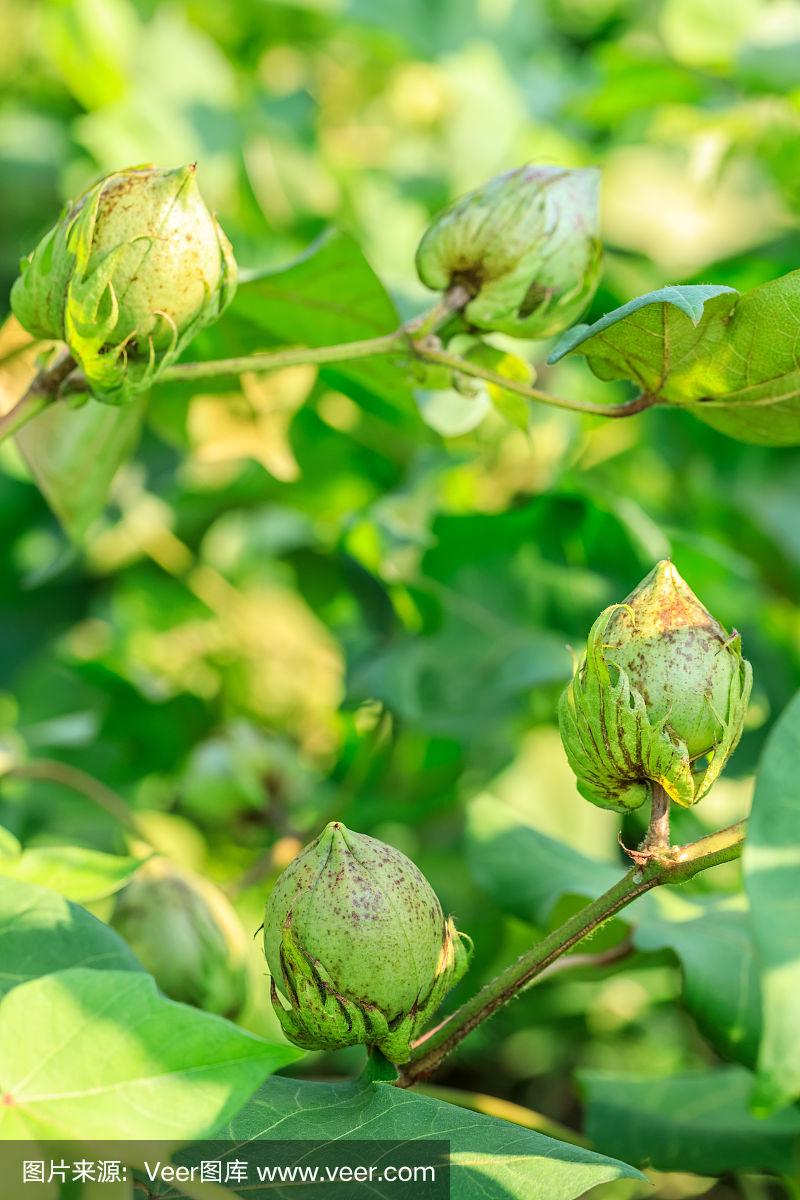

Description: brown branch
[0,351,76,442]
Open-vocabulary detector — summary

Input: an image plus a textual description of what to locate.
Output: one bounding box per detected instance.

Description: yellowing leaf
[465,343,534,430]
[188,365,315,481]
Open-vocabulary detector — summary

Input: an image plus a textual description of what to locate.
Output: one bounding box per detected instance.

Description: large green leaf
[466,793,620,923]
[350,627,569,742]
[466,797,760,1068]
[744,689,800,1111]
[549,276,800,445]
[348,505,574,742]
[580,1068,800,1175]
[0,843,146,902]
[0,876,140,998]
[205,1075,644,1199]
[0,968,301,1139]
[16,391,146,541]
[231,231,420,431]
[634,890,761,1069]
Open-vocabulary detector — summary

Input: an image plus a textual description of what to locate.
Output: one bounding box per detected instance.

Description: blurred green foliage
[2,0,800,1194]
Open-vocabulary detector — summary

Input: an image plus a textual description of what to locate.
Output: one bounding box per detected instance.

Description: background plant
[2,1,800,1198]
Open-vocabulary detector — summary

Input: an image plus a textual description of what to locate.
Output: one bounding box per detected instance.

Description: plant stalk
[158,330,407,384]
[622,781,672,865]
[644,783,671,852]
[0,291,658,438]
[398,819,746,1086]
[412,344,657,419]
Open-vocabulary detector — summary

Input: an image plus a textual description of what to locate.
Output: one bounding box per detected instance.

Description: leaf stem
[411,344,658,419]
[158,330,407,384]
[158,285,473,385]
[398,819,746,1086]
[157,334,657,421]
[0,285,658,440]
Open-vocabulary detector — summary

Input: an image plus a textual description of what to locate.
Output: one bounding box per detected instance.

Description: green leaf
[488,386,530,432]
[550,276,800,445]
[232,231,420,431]
[349,506,573,742]
[633,890,761,1069]
[580,1067,800,1175]
[466,793,620,923]
[0,828,21,859]
[547,285,738,389]
[744,689,800,1111]
[351,628,569,742]
[0,877,141,998]
[0,968,301,1139]
[16,391,146,541]
[687,273,800,445]
[210,1075,644,1198]
[466,798,760,1067]
[0,844,147,902]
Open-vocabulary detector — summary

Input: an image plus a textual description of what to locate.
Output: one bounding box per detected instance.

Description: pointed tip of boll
[320,819,353,854]
[631,558,691,601]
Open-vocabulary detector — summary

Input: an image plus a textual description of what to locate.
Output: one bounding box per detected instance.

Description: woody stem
[641,783,671,853]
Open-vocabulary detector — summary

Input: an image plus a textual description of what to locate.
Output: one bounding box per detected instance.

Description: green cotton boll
[415,164,601,340]
[264,822,470,1063]
[605,561,738,759]
[558,561,752,813]
[10,164,237,404]
[110,858,249,1020]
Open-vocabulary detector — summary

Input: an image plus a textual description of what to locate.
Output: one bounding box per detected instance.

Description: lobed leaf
[547,284,738,392]
[232,231,421,431]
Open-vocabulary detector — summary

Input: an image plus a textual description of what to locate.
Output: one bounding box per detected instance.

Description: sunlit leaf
[0,968,301,1138]
[0,844,147,902]
[208,1075,644,1199]
[466,343,533,430]
[744,689,800,1112]
[0,877,140,999]
[550,277,800,445]
[548,285,738,386]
